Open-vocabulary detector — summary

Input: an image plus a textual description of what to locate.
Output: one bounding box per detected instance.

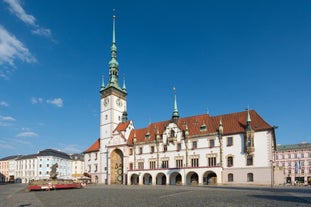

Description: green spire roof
[103,14,123,92]
[172,87,179,121]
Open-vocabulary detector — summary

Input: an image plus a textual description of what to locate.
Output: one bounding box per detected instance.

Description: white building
[15,149,72,183]
[84,15,277,186]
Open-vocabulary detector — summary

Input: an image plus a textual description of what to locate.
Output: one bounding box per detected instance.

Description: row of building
[82,15,310,186]
[0,149,84,183]
[1,143,310,185]
[1,15,310,187]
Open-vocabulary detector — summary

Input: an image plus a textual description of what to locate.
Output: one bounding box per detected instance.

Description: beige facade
[274,143,311,185]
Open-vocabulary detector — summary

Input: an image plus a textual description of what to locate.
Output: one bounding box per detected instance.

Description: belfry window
[227,156,233,167]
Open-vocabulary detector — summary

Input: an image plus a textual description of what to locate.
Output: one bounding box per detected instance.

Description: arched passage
[130,174,139,185]
[110,149,124,184]
[170,172,182,185]
[156,173,167,185]
[143,173,152,185]
[203,171,217,185]
[186,171,199,185]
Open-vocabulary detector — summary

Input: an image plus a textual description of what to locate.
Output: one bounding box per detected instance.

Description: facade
[0,155,20,182]
[84,139,100,183]
[274,143,311,185]
[70,153,85,180]
[84,15,277,186]
[15,149,72,183]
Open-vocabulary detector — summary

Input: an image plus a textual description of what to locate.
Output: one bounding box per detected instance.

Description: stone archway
[130,174,139,185]
[170,172,182,185]
[203,171,217,185]
[143,173,152,185]
[110,149,124,184]
[186,172,199,185]
[156,173,167,185]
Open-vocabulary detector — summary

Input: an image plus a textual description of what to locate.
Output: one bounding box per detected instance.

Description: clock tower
[99,15,127,183]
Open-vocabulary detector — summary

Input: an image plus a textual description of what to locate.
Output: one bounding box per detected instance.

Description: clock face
[116,98,123,107]
[103,98,109,106]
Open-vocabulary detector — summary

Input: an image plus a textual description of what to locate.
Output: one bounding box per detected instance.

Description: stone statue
[50,163,58,180]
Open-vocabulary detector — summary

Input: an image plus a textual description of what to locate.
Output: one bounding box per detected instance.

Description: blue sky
[1,0,311,158]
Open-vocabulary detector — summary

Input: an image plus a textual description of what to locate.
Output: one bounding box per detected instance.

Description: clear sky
[1,0,311,158]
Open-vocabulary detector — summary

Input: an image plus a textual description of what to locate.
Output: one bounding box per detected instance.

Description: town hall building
[84,15,277,186]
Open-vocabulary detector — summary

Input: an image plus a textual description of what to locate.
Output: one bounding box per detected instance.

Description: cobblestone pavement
[1,183,311,207]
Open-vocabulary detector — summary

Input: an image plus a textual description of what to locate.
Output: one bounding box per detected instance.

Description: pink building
[275,143,311,185]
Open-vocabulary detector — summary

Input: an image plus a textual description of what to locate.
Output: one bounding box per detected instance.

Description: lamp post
[270,159,274,188]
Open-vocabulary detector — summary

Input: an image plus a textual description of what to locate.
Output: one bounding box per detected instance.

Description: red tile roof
[128,110,272,144]
[113,121,131,132]
[83,138,100,153]
[85,110,273,149]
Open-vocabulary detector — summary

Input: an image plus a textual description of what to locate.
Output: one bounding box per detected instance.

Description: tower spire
[246,107,252,130]
[172,87,179,122]
[106,13,121,90]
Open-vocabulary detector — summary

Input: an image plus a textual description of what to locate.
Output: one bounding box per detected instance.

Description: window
[228,173,233,182]
[162,160,169,168]
[150,161,156,169]
[192,141,197,149]
[129,163,133,170]
[288,169,291,174]
[47,164,49,167]
[246,155,253,166]
[139,147,143,155]
[209,139,215,148]
[170,129,175,137]
[191,158,199,167]
[138,162,144,170]
[163,145,167,152]
[129,148,133,155]
[301,153,304,158]
[247,173,254,182]
[88,165,91,172]
[39,164,42,168]
[95,153,98,160]
[227,137,233,146]
[150,146,155,154]
[94,164,98,172]
[177,143,181,151]
[227,156,233,167]
[208,157,216,167]
[176,159,183,168]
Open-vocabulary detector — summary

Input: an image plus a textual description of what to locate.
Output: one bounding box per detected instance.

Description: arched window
[228,173,233,182]
[170,129,175,138]
[247,173,254,182]
[227,156,233,167]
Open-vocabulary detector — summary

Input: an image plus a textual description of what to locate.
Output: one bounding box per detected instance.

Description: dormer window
[145,131,150,139]
[200,123,207,132]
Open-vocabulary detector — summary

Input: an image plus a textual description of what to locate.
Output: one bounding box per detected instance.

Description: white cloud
[0,140,15,149]
[0,115,16,121]
[62,144,82,154]
[0,25,36,68]
[0,101,9,107]
[16,131,38,137]
[47,98,63,107]
[32,28,52,38]
[31,97,43,104]
[4,0,36,26]
[4,0,53,39]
